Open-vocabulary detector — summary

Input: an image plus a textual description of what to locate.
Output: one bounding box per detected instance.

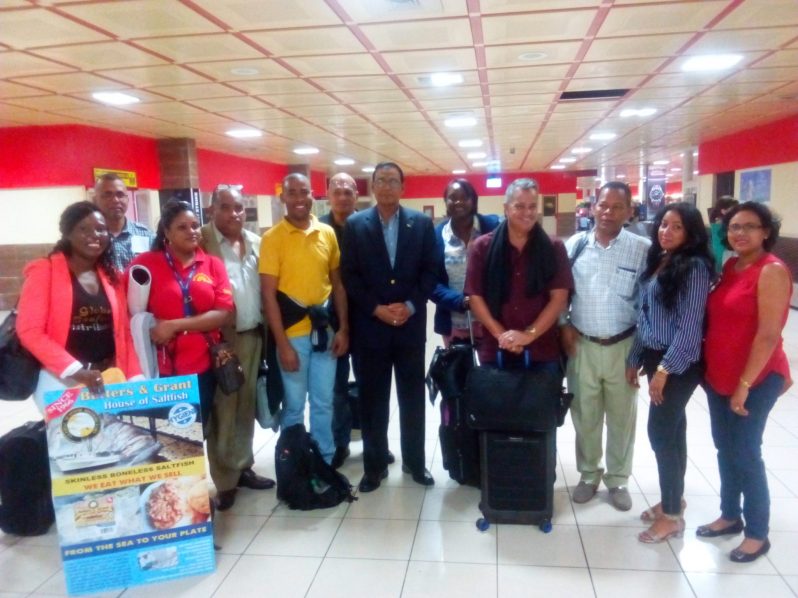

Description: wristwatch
[656,364,669,375]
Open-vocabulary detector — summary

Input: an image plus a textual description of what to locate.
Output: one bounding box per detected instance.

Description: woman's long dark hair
[643,202,713,310]
[154,199,195,251]
[51,201,117,284]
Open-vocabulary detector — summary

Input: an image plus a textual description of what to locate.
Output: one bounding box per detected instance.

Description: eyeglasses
[373,177,402,188]
[728,223,763,234]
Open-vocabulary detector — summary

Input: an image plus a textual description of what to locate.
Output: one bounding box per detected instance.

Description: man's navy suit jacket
[341,205,438,349]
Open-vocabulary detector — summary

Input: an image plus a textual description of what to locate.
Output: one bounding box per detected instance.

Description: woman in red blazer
[17,201,142,409]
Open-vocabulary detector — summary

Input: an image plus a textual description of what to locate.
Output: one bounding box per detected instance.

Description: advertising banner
[44,375,215,596]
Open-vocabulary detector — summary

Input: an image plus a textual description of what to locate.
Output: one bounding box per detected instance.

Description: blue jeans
[706,373,783,540]
[279,333,337,463]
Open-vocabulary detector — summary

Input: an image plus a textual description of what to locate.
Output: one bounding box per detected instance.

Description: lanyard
[164,250,199,317]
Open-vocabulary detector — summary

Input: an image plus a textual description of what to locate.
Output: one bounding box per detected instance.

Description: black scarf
[483,220,557,320]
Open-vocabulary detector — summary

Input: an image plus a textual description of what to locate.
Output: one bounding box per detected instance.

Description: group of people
[15,165,792,565]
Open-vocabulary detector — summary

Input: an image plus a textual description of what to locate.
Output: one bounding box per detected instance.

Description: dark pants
[196,368,217,438]
[706,373,782,540]
[357,342,426,477]
[642,349,702,516]
[332,353,354,448]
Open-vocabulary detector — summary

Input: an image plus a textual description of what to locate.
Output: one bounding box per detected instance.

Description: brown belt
[577,325,636,346]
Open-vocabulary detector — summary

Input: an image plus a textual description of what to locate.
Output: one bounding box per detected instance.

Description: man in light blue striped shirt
[561,182,650,511]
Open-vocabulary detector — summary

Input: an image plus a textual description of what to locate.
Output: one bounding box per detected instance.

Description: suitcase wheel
[539,519,552,533]
[476,517,490,532]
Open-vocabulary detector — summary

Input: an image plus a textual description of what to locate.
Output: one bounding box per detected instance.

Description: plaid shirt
[110,218,155,271]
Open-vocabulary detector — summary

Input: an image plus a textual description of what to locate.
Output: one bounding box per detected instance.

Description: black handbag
[206,335,245,395]
[465,351,569,433]
[0,310,40,401]
[425,342,475,404]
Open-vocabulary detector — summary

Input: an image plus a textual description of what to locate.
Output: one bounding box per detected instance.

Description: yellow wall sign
[93,168,138,188]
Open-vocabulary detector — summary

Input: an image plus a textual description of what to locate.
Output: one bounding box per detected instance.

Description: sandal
[638,516,685,544]
[640,499,687,523]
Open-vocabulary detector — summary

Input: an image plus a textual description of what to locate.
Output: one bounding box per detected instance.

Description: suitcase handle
[496,349,531,370]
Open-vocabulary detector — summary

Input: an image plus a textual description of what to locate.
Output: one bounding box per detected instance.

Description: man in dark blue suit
[341,162,438,493]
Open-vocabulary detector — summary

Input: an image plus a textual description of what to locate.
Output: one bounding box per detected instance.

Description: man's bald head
[327,172,358,224]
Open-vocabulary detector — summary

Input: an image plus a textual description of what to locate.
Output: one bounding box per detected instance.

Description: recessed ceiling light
[452,169,466,174]
[682,54,743,72]
[471,161,488,167]
[518,51,548,62]
[617,174,626,179]
[467,151,486,159]
[653,160,670,165]
[226,128,262,139]
[458,139,483,148]
[692,151,698,157]
[92,91,140,106]
[230,67,260,76]
[589,132,617,141]
[670,167,682,172]
[444,115,477,128]
[293,147,319,155]
[693,170,699,175]
[551,164,566,170]
[334,158,355,166]
[361,166,375,173]
[571,147,592,154]
[620,107,657,118]
[559,157,577,163]
[430,72,463,87]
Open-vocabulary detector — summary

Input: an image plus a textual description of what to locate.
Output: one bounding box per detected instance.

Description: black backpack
[0,420,54,536]
[275,424,356,510]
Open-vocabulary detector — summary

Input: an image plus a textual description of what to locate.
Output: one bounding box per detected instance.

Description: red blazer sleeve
[16,256,81,378]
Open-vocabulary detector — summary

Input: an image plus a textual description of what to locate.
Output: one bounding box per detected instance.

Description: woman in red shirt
[699,202,792,563]
[130,200,234,432]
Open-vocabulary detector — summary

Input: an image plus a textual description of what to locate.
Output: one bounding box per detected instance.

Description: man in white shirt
[561,181,650,511]
[201,186,275,511]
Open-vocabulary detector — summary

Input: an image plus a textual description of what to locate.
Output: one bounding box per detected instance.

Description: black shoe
[385,450,395,465]
[238,468,276,490]
[332,446,350,470]
[696,519,744,538]
[358,469,388,493]
[215,488,237,511]
[730,539,770,563]
[401,464,435,486]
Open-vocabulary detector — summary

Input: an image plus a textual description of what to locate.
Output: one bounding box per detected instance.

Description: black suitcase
[0,420,54,536]
[438,393,480,487]
[477,429,556,531]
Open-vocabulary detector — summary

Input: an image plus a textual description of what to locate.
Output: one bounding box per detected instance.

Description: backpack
[275,424,356,510]
[0,420,55,536]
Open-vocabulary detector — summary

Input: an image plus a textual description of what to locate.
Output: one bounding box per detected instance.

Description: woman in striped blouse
[626,202,714,543]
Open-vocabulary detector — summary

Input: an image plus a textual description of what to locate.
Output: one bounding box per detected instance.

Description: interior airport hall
[1,0,797,597]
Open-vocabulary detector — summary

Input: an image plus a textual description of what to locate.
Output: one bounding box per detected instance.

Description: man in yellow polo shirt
[260,173,349,463]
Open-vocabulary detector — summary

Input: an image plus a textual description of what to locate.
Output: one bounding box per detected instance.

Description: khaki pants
[567,335,637,489]
[207,329,262,492]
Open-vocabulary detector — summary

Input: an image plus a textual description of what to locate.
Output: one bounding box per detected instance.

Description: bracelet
[656,364,669,375]
[525,326,537,337]
[739,377,752,389]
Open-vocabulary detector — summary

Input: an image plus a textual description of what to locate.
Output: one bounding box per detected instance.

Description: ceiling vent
[559,89,629,102]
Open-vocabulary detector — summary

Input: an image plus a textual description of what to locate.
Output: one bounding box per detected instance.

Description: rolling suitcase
[477,429,556,531]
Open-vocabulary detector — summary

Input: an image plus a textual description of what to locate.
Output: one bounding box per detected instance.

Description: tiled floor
[1,308,797,597]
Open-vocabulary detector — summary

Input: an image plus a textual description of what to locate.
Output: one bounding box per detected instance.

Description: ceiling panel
[244,27,365,56]
[0,8,109,48]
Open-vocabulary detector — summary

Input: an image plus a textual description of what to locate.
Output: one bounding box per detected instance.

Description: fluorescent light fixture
[518,51,547,62]
[486,177,502,189]
[452,169,466,174]
[225,128,262,139]
[334,158,355,166]
[230,67,260,76]
[653,160,670,165]
[430,72,463,87]
[361,166,375,173]
[92,91,140,106]
[559,157,577,163]
[444,115,477,128]
[293,146,319,155]
[458,139,483,148]
[589,132,617,141]
[620,107,657,118]
[551,164,566,170]
[682,54,743,72]
[571,147,592,154]
[466,151,486,159]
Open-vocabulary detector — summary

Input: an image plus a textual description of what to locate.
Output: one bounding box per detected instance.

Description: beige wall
[0,186,87,245]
